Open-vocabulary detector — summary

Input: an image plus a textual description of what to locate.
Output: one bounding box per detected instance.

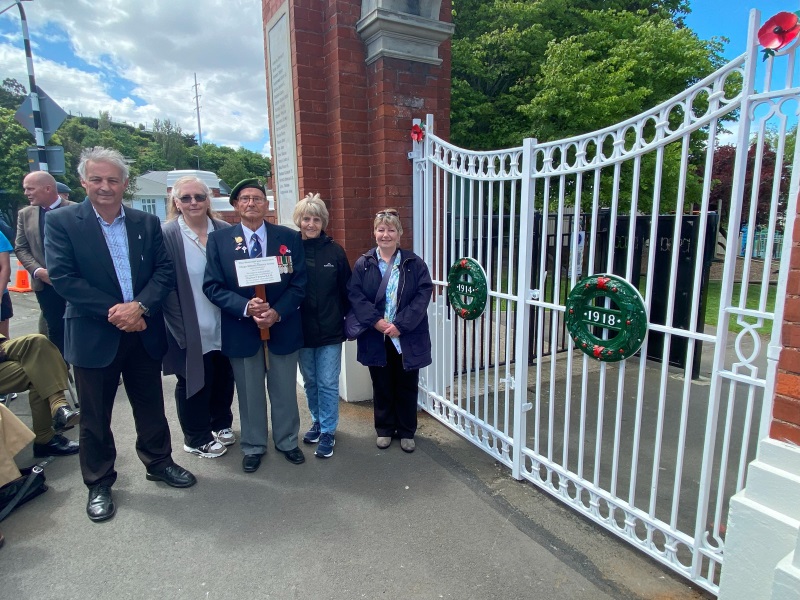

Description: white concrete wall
[294,341,372,404]
[718,438,800,600]
[339,340,373,402]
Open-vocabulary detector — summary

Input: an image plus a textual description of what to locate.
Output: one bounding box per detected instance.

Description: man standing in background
[17,171,76,356]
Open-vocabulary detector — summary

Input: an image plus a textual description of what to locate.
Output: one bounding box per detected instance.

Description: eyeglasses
[238,196,267,205]
[376,209,398,217]
[178,194,208,203]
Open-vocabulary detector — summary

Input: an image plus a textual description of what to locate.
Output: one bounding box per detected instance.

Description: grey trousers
[230,346,300,455]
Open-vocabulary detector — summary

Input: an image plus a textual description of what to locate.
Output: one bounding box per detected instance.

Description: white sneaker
[184,440,227,458]
[213,428,236,446]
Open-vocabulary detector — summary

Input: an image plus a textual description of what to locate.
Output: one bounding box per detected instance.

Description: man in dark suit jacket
[204,178,307,473]
[45,146,196,523]
[18,171,76,356]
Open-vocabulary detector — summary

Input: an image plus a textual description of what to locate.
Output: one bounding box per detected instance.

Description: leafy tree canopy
[0,77,26,110]
[451,0,725,149]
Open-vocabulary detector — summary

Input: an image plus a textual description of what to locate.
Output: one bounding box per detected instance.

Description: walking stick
[255,284,270,368]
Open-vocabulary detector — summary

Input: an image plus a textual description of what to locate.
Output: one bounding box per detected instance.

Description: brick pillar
[261,0,452,263]
[773,213,800,444]
[261,0,452,403]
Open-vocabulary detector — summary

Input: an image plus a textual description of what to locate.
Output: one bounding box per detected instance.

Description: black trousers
[368,337,419,439]
[74,332,173,488]
[35,285,66,357]
[174,350,234,448]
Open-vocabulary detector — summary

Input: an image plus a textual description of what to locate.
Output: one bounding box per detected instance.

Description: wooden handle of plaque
[255,284,270,341]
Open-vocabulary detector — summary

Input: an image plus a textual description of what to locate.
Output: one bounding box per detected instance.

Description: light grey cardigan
[161,217,230,397]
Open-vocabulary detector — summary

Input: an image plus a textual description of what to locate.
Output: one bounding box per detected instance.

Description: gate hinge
[522,403,533,412]
[501,376,515,390]
[528,289,540,301]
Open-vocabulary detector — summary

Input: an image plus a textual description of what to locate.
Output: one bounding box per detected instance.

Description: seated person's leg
[0,403,35,486]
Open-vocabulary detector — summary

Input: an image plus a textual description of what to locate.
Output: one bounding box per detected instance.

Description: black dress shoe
[279,447,305,464]
[33,433,79,457]
[242,454,262,473]
[87,485,115,522]
[52,406,80,432]
[145,464,197,488]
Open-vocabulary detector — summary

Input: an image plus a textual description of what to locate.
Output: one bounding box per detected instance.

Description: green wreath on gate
[447,257,488,320]
[564,273,648,362]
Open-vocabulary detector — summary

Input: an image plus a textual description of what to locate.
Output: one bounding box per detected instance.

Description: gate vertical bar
[512,137,536,479]
[691,8,760,582]
[411,117,425,259]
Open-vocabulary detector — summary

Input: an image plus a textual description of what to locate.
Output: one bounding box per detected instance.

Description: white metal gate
[411,10,798,595]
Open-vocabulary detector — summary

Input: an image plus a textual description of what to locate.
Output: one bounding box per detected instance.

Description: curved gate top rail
[411,8,799,595]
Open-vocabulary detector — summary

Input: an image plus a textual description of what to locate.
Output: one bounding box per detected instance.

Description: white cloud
[1,0,271,152]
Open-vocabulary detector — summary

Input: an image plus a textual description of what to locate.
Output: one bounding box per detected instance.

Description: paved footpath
[0,282,706,600]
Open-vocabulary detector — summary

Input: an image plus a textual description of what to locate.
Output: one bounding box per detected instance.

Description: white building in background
[129,170,170,220]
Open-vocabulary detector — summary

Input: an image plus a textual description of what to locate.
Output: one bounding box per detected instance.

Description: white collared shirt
[239,222,266,317]
[240,222,266,257]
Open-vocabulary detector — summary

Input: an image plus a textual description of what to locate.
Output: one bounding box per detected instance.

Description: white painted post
[718,439,800,600]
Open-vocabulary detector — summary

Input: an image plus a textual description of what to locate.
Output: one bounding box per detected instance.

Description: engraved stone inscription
[267,12,299,225]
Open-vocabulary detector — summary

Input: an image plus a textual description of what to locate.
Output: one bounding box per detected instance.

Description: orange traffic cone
[8,260,32,292]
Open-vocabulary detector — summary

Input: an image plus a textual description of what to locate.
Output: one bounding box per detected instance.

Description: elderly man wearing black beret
[203,179,307,473]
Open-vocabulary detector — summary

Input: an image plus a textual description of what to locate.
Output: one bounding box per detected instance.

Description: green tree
[0,78,26,111]
[234,147,272,180]
[451,0,728,213]
[0,107,32,220]
[0,107,271,204]
[152,118,187,168]
[451,0,724,149]
[217,155,249,187]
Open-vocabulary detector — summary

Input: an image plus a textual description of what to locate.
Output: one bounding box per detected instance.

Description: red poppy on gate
[758,11,800,59]
[411,124,425,142]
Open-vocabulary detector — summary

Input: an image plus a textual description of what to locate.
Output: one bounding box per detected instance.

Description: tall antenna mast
[192,73,203,145]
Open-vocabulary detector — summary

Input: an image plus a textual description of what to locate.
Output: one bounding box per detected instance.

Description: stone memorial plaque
[267,10,299,226]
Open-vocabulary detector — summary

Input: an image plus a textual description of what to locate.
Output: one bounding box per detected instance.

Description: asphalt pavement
[0,266,707,600]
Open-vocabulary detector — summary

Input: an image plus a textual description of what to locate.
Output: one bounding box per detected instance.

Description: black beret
[229,178,266,207]
[56,182,71,194]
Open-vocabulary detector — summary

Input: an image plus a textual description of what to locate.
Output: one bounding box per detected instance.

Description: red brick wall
[261,0,452,264]
[773,212,800,445]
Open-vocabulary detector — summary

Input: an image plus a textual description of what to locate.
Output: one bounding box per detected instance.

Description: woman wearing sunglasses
[347,209,432,453]
[161,176,235,459]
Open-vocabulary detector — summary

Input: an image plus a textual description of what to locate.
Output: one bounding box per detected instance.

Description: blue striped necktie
[250,233,262,258]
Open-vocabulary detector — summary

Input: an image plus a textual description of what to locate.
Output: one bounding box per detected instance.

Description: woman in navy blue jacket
[348,209,432,453]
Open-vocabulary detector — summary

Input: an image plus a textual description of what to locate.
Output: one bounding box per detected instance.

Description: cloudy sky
[0,0,791,157]
[0,0,269,153]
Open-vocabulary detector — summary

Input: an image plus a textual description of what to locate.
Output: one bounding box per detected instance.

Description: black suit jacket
[44,201,175,368]
[203,221,306,357]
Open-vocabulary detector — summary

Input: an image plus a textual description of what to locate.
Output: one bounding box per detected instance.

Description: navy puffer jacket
[347,248,432,370]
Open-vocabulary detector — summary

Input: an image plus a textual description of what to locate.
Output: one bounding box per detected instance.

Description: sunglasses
[376,209,399,217]
[178,194,208,203]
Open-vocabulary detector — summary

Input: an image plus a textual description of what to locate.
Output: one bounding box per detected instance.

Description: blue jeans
[298,344,342,434]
